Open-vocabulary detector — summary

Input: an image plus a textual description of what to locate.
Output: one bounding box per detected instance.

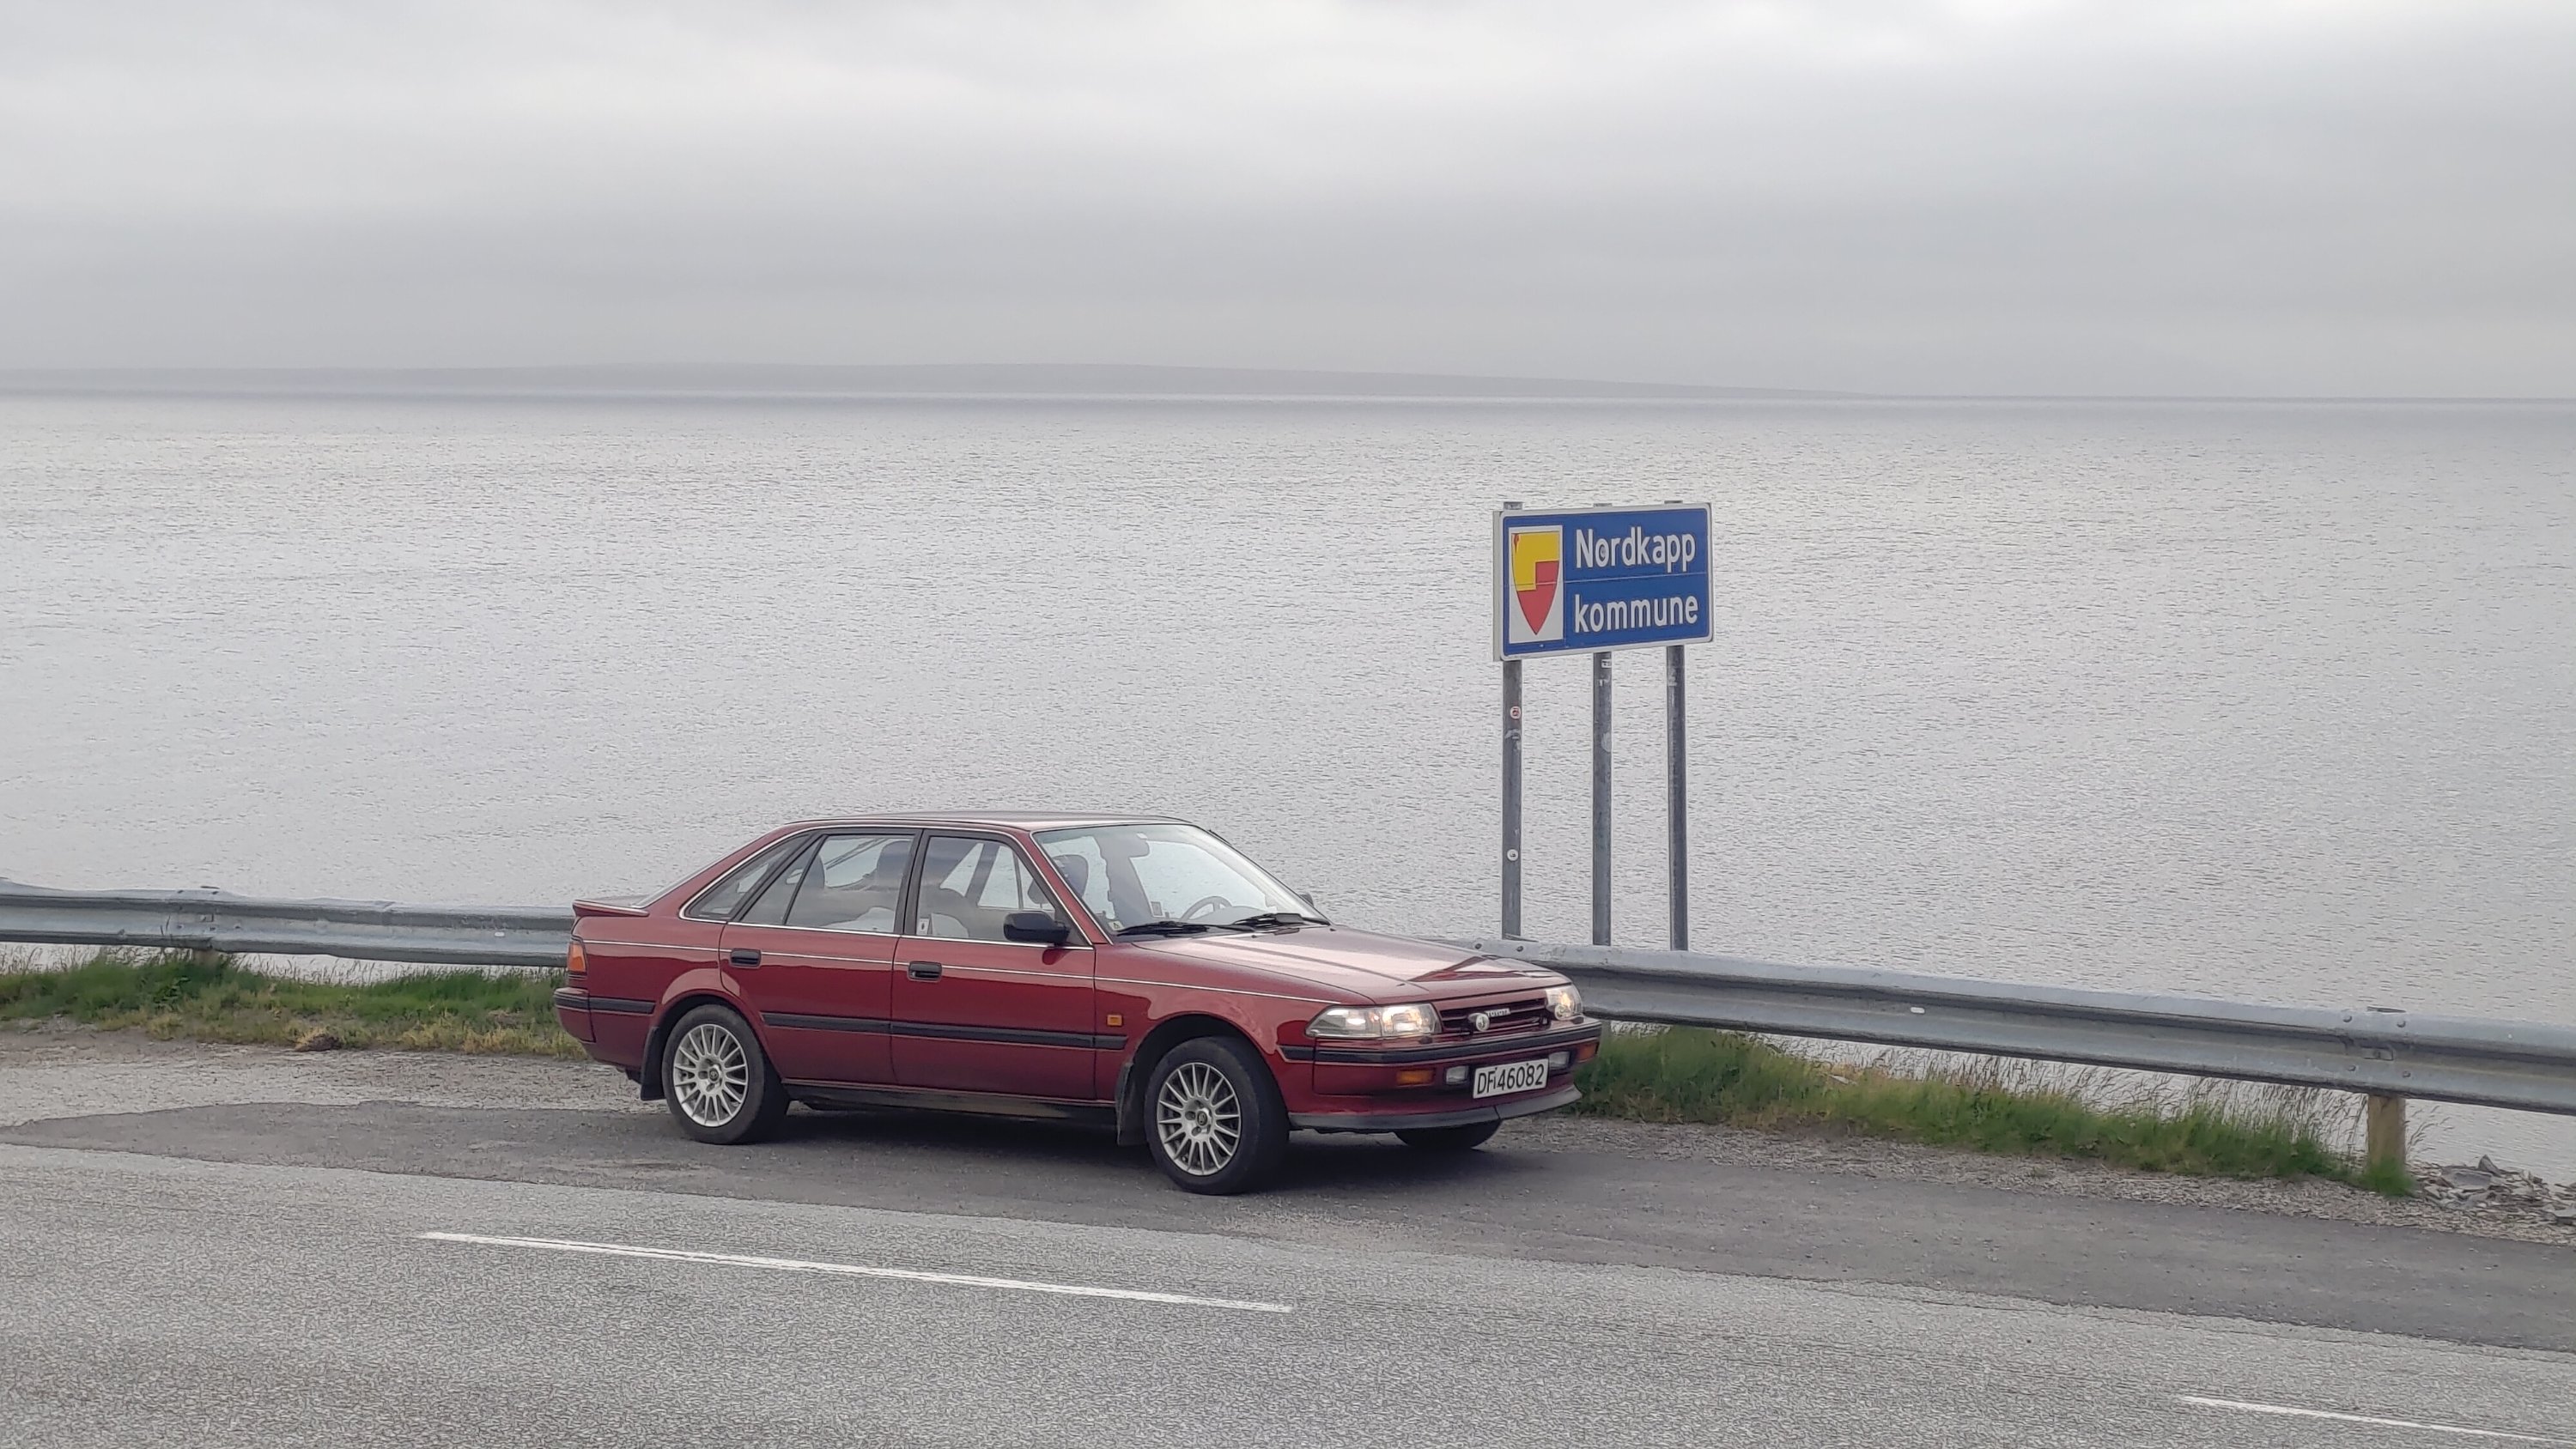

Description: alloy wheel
[1154,1059,1242,1177]
[671,1021,750,1127]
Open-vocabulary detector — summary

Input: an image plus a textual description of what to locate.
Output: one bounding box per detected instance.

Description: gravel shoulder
[1506,1114,2576,1247]
[0,1020,648,1126]
[10,1022,2572,1248]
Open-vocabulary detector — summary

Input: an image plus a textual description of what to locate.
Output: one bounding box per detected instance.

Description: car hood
[1126,925,1563,1003]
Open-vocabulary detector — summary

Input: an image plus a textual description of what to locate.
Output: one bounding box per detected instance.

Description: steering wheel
[1180,894,1236,922]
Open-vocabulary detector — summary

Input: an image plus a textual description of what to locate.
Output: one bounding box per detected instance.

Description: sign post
[1499,502,1525,939]
[1665,640,1688,950]
[1591,650,1612,945]
[1493,502,1711,947]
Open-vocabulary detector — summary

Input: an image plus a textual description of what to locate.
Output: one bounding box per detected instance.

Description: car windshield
[1033,823,1319,934]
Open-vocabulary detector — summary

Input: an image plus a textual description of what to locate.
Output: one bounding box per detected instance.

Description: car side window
[1042,836,1114,925]
[733,838,820,927]
[915,836,1065,943]
[682,834,806,922]
[780,833,916,934]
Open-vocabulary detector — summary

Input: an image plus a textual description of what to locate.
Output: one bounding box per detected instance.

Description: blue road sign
[1493,503,1711,660]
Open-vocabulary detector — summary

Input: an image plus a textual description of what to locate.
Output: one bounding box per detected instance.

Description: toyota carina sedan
[552,814,1601,1192]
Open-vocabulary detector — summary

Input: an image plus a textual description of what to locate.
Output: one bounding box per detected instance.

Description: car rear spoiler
[572,895,653,919]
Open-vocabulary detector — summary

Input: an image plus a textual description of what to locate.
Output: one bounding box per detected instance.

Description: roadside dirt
[1505,1113,2576,1246]
[0,1019,649,1127]
[9,1021,2571,1246]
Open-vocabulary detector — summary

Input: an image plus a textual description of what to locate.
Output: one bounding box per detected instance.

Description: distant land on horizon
[4,365,2561,403]
[0,363,1844,402]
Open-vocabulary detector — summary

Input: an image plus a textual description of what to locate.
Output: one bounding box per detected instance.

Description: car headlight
[1546,985,1582,1022]
[1307,1003,1439,1040]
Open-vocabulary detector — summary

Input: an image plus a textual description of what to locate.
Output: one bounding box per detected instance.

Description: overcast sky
[3,1,2570,395]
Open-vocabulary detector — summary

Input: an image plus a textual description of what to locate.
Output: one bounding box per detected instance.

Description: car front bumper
[1281,1019,1602,1131]
[1288,1082,1583,1132]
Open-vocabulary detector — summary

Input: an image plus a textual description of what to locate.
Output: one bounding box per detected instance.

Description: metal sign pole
[1665,642,1688,951]
[1500,502,1524,938]
[1502,658,1523,939]
[1591,649,1612,946]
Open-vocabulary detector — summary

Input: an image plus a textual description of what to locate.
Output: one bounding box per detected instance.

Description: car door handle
[906,961,943,980]
[729,949,762,968]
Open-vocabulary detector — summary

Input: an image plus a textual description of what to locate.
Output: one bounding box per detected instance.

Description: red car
[553,814,1601,1192]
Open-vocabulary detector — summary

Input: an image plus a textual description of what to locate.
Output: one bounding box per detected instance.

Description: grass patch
[1575,1025,2393,1190]
[2354,1155,2419,1198]
[0,950,582,1057]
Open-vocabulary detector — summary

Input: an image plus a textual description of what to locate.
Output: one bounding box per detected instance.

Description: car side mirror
[1003,911,1071,945]
[1297,890,1321,912]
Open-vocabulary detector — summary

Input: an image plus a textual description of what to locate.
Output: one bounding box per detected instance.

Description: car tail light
[565,940,587,982]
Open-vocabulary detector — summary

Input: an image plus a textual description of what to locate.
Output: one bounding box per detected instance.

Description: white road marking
[2179,1396,2573,1444]
[417,1231,1295,1314]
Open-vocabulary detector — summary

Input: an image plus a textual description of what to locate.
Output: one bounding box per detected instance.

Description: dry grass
[0,949,583,1058]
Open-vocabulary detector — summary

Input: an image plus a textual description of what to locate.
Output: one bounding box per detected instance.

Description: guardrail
[0,879,571,969]
[8,879,2571,1166]
[1452,938,2576,1134]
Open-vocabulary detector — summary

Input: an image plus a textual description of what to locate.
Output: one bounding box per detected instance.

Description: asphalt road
[3,1048,2573,1446]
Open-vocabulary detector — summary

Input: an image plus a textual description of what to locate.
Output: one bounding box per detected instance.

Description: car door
[890,833,1099,1100]
[717,830,918,1086]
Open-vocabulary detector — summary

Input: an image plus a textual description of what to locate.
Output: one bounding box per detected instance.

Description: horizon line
[0,361,2567,405]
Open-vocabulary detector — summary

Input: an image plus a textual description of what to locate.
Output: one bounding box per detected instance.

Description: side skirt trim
[763,1012,892,1034]
[786,1082,1117,1126]
[760,1013,1122,1052]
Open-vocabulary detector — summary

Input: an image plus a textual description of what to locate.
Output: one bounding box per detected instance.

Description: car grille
[1437,995,1551,1040]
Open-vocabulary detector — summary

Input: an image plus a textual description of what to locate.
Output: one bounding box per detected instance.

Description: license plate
[1472,1058,1550,1099]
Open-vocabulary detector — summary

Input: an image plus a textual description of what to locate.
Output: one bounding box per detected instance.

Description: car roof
[781,811,1187,834]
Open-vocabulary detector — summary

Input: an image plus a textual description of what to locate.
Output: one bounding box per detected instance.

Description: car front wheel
[661,1003,789,1145]
[1145,1036,1288,1194]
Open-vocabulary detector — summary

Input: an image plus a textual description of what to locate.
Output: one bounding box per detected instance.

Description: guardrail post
[2365,1093,2407,1172]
